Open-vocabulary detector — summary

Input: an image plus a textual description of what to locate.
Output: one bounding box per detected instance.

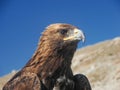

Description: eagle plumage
[3,23,91,90]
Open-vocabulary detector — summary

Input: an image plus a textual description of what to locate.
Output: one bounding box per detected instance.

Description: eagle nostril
[74,31,78,34]
[74,29,80,34]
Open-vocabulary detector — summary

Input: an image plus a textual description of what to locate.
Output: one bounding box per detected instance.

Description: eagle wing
[3,71,41,90]
[52,74,91,90]
[73,74,92,90]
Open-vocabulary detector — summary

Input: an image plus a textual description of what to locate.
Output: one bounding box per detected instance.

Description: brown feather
[3,23,83,90]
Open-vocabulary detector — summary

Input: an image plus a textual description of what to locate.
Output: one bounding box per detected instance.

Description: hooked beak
[63,28,85,43]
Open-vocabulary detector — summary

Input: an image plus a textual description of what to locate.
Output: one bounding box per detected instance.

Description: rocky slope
[0,37,120,90]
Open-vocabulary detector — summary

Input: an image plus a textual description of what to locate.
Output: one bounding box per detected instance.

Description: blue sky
[0,0,120,76]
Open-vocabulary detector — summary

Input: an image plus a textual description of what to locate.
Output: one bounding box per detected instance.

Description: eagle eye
[60,29,68,35]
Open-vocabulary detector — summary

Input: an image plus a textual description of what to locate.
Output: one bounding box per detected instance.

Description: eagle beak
[63,28,85,42]
[73,28,85,42]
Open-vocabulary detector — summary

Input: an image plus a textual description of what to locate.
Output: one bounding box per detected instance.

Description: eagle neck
[23,40,77,79]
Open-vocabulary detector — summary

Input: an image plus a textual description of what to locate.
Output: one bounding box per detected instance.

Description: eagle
[3,23,91,90]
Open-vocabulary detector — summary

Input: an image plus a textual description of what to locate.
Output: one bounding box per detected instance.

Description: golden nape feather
[3,23,91,90]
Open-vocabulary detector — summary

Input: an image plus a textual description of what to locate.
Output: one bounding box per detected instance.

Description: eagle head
[42,23,85,45]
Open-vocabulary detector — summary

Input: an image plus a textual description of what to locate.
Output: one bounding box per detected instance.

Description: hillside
[72,37,120,90]
[0,37,120,90]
